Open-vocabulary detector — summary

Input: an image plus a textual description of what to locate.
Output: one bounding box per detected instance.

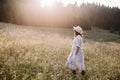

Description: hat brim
[73,26,76,30]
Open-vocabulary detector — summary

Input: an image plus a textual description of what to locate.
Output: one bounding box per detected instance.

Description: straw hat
[73,26,83,34]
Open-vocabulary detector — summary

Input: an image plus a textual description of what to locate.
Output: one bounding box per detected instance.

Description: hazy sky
[40,0,120,8]
[60,0,120,8]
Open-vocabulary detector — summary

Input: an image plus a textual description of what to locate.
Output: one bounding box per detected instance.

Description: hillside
[0,22,120,80]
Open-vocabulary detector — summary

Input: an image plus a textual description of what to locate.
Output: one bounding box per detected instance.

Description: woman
[66,26,85,76]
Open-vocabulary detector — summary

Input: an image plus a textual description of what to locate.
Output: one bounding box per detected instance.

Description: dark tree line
[0,0,120,34]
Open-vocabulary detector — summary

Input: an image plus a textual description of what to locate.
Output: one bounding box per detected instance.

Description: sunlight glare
[41,0,54,8]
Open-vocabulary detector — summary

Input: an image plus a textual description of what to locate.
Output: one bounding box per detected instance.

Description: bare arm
[75,36,82,55]
[75,46,80,55]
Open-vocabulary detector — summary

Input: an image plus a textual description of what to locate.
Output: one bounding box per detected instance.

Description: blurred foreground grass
[0,23,120,80]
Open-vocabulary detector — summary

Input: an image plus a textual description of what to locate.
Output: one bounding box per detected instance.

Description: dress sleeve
[75,36,82,47]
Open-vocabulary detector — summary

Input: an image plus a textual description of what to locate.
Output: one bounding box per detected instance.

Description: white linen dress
[67,35,85,70]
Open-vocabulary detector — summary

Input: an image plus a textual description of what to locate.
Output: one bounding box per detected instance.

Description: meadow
[0,22,120,80]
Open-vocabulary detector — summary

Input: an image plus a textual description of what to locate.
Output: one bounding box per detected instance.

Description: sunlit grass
[0,23,120,80]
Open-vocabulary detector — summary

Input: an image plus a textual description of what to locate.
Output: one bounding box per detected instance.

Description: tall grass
[0,23,120,80]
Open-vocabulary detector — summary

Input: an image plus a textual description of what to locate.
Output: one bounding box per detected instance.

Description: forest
[0,0,120,34]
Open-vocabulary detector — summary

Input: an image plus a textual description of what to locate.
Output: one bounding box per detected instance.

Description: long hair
[74,30,83,37]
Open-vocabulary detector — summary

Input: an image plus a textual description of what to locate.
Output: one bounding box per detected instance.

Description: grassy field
[0,22,120,80]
